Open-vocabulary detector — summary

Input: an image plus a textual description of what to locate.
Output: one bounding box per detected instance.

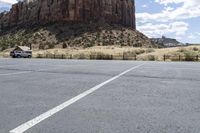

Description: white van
[10,46,32,58]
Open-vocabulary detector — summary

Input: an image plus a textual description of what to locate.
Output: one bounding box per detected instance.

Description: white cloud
[164,6,174,11]
[136,0,200,23]
[142,4,148,8]
[196,32,200,36]
[155,0,185,5]
[137,21,188,38]
[136,0,200,42]
[188,32,200,40]
[188,34,195,39]
[0,0,17,4]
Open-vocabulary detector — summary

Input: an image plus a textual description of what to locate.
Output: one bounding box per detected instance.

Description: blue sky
[0,0,200,43]
[136,0,200,43]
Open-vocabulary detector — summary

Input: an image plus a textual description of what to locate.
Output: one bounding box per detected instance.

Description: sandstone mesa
[0,0,136,31]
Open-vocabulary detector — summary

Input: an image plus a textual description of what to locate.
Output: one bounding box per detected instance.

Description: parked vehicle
[10,46,32,58]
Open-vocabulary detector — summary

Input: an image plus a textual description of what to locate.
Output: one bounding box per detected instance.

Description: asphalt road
[0,58,200,133]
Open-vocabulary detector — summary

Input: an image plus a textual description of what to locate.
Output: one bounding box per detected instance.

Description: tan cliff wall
[0,0,136,31]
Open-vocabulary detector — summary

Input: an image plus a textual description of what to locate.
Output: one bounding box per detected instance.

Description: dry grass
[1,45,200,61]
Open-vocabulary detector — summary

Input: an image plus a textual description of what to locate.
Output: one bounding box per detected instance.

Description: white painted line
[9,63,145,133]
[0,71,31,76]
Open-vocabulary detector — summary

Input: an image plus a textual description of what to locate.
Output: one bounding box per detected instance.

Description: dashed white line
[9,63,145,133]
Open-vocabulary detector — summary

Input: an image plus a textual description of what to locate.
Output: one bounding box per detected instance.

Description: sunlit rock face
[0,0,135,31]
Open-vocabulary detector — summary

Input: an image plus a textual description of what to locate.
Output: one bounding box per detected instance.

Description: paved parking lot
[0,58,200,133]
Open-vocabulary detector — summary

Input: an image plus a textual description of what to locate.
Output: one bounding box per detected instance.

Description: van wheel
[28,55,31,58]
[17,55,21,58]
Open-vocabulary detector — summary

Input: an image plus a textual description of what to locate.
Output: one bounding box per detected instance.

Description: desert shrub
[48,43,55,49]
[123,51,137,60]
[96,32,101,38]
[146,48,155,53]
[36,54,43,58]
[39,43,45,50]
[90,52,113,60]
[102,40,110,46]
[105,30,109,34]
[62,42,68,48]
[164,52,184,61]
[48,32,53,36]
[135,49,145,55]
[34,33,42,39]
[84,42,94,48]
[1,44,9,51]
[123,49,145,57]
[177,48,187,53]
[138,55,157,61]
[135,43,142,47]
[0,32,31,51]
[146,55,157,61]
[170,55,182,61]
[123,51,136,57]
[78,53,86,59]
[119,40,124,46]
[192,47,199,51]
[10,42,16,48]
[184,51,197,61]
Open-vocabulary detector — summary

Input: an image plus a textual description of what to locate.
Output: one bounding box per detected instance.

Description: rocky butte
[0,0,136,31]
[0,0,157,50]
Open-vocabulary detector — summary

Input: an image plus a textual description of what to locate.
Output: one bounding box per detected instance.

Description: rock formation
[151,36,183,47]
[0,0,136,31]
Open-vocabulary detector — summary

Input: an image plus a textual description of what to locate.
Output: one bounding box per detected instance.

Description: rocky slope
[0,22,157,50]
[0,0,135,31]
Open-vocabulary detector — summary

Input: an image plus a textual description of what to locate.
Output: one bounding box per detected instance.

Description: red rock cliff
[0,0,135,31]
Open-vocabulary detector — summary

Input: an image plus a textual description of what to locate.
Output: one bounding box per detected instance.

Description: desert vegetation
[1,45,199,61]
[0,23,157,52]
[0,23,199,61]
[34,45,200,61]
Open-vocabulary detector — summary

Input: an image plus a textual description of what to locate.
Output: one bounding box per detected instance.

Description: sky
[0,0,200,43]
[136,0,200,43]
